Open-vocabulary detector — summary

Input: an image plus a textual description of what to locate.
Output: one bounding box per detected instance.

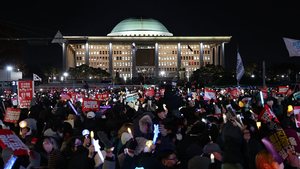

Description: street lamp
[161,71,165,77]
[6,66,12,86]
[63,72,68,83]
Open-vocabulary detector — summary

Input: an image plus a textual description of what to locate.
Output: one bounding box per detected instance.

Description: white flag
[236,51,245,82]
[131,44,137,51]
[283,37,300,57]
[33,74,42,81]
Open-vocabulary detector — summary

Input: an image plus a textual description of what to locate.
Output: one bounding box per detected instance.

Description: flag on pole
[131,44,137,51]
[33,74,42,81]
[188,45,193,52]
[236,51,245,82]
[283,37,300,57]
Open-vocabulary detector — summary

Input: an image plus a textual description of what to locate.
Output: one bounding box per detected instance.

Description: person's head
[139,115,153,134]
[33,136,53,154]
[256,150,284,169]
[266,97,274,107]
[158,148,178,168]
[67,136,84,152]
[118,123,133,139]
[156,108,167,120]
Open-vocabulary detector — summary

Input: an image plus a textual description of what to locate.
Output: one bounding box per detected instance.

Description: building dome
[107,17,173,36]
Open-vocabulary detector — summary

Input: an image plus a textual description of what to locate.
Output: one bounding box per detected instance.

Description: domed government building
[52,17,231,79]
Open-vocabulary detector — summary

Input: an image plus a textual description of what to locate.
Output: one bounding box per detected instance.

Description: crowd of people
[0,83,300,169]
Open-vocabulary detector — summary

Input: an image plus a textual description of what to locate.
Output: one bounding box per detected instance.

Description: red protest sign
[4,108,21,123]
[0,129,30,156]
[60,93,71,101]
[82,98,100,112]
[145,89,155,97]
[204,89,217,102]
[286,89,293,96]
[5,90,11,95]
[95,93,109,100]
[258,105,280,123]
[294,106,300,128]
[18,81,34,108]
[278,86,289,94]
[160,89,165,96]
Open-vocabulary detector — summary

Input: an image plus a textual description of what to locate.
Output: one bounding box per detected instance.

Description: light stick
[260,91,264,107]
[19,121,27,128]
[127,128,133,138]
[210,154,215,163]
[256,122,261,129]
[90,131,94,146]
[4,155,18,169]
[68,101,79,116]
[288,105,293,112]
[153,124,160,145]
[82,129,90,138]
[223,114,227,123]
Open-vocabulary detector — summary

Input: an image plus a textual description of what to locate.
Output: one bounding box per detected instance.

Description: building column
[200,42,204,68]
[109,43,113,78]
[177,42,181,72]
[220,42,225,68]
[132,43,136,78]
[215,44,219,65]
[155,42,159,77]
[62,42,67,71]
[85,42,89,66]
[211,47,215,66]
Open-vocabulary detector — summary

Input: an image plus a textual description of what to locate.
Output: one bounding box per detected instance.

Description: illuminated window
[208,56,210,60]
[114,57,116,60]
[82,57,84,60]
[82,45,85,49]
[114,62,116,66]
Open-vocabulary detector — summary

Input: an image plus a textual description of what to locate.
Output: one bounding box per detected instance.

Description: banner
[286,89,294,96]
[294,106,300,128]
[262,129,300,164]
[18,81,34,108]
[82,98,100,112]
[60,93,71,101]
[236,51,245,82]
[0,129,30,156]
[145,89,155,97]
[258,105,280,123]
[278,86,289,94]
[4,108,21,123]
[204,89,217,102]
[283,37,300,57]
[126,93,139,102]
[95,93,109,100]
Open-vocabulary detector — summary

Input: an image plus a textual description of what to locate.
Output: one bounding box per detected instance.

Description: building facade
[52,18,231,78]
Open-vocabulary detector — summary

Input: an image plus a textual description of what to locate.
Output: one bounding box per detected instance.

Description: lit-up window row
[76,57,85,61]
[159,68,178,71]
[76,45,109,49]
[158,45,177,49]
[113,68,131,72]
[159,56,177,60]
[114,57,132,60]
[89,56,108,60]
[182,62,200,66]
[113,62,132,67]
[158,51,177,55]
[159,62,177,66]
[89,62,108,66]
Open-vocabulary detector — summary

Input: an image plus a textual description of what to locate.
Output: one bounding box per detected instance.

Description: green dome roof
[107,17,173,36]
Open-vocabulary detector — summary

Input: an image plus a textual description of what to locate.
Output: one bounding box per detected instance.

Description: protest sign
[95,93,109,100]
[4,108,21,123]
[82,98,100,112]
[204,89,217,102]
[18,81,34,108]
[258,105,280,123]
[260,88,268,99]
[145,89,155,97]
[278,86,289,94]
[0,129,30,156]
[294,106,300,128]
[60,93,71,101]
[286,89,294,96]
[126,93,139,102]
[262,129,300,164]
[160,89,165,96]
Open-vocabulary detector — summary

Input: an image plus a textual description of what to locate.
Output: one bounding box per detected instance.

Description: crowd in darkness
[0,84,299,169]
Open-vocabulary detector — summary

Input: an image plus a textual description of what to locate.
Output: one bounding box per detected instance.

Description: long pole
[263,61,266,88]
[187,44,189,82]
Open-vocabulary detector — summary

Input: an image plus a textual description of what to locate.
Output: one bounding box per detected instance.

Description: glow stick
[260,91,264,107]
[256,122,261,129]
[210,154,215,163]
[127,128,133,138]
[90,131,94,146]
[4,155,18,169]
[68,101,79,116]
[223,114,227,123]
[91,132,104,162]
[153,124,160,144]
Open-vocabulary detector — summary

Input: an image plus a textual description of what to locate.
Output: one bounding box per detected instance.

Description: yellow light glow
[145,140,153,148]
[90,131,94,138]
[127,128,131,134]
[256,122,261,129]
[288,105,293,112]
[239,101,244,107]
[19,121,27,128]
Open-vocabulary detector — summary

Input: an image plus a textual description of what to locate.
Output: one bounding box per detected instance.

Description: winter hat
[186,143,203,159]
[188,156,211,169]
[121,132,132,145]
[87,111,95,119]
[135,137,148,155]
[203,143,222,154]
[139,115,153,133]
[1,147,14,164]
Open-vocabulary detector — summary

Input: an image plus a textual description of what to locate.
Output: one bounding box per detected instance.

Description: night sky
[1,0,300,70]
